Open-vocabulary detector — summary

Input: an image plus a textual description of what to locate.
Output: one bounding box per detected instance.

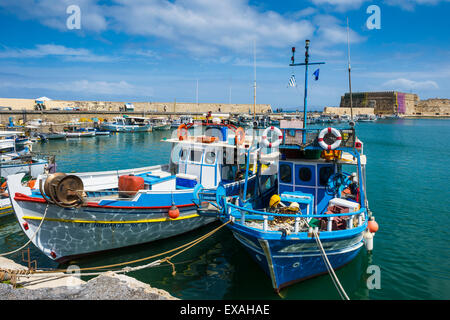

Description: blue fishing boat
[6,123,275,262]
[194,40,378,294]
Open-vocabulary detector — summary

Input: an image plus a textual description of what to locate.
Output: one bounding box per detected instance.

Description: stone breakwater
[0,98,272,114]
[0,257,177,300]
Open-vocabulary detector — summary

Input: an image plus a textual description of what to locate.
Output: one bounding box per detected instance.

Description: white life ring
[261,126,283,148]
[318,127,342,150]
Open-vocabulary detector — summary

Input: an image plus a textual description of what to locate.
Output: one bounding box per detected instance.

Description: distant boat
[100,116,152,132]
[150,117,171,130]
[39,132,67,140]
[358,114,377,122]
[60,124,96,138]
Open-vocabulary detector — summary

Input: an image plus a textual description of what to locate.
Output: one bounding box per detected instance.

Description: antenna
[253,40,257,119]
[290,40,325,143]
[347,17,354,125]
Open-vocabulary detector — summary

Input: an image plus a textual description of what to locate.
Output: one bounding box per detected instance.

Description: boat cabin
[276,127,366,215]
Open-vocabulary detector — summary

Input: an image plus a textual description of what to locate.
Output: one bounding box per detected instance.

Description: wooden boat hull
[8,173,215,262]
[227,223,365,292]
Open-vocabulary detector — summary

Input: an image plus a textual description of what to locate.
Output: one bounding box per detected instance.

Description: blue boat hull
[230,227,364,291]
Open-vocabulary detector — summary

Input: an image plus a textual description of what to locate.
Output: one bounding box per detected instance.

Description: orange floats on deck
[168,204,180,219]
[235,127,245,146]
[177,124,189,141]
[368,217,379,233]
[28,179,36,189]
[195,135,218,143]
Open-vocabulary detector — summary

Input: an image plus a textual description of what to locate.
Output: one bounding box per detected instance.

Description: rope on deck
[313,230,350,300]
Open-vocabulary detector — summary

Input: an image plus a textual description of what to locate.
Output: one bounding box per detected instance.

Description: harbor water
[0,119,449,300]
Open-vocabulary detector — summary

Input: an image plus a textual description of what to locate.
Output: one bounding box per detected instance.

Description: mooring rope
[20,220,231,276]
[0,203,49,257]
[313,230,350,300]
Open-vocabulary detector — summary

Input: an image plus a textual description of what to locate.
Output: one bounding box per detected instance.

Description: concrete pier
[0,257,177,300]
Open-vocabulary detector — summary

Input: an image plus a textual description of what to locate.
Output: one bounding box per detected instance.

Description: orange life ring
[235,127,245,146]
[177,124,189,141]
[0,181,6,191]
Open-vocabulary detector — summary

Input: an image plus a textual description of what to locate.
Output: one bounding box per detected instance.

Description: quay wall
[0,98,272,114]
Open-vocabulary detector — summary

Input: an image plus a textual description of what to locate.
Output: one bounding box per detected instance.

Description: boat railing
[224,200,367,233]
[280,127,356,149]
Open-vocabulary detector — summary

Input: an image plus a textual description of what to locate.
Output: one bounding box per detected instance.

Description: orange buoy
[28,179,36,189]
[368,218,379,233]
[177,124,188,141]
[168,204,180,219]
[235,127,245,146]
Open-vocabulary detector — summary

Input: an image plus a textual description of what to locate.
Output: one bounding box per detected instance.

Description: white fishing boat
[7,123,275,262]
[100,116,152,132]
[0,132,51,218]
[358,114,377,122]
[150,117,171,130]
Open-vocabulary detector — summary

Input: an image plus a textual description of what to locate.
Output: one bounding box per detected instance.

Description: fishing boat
[194,40,378,294]
[357,114,377,122]
[100,116,152,132]
[39,132,67,140]
[150,117,171,130]
[0,134,52,218]
[59,123,96,138]
[6,123,275,262]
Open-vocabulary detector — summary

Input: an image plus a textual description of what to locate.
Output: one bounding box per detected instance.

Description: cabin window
[280,164,292,184]
[319,166,334,186]
[190,150,203,163]
[179,149,188,161]
[204,151,216,165]
[299,167,312,182]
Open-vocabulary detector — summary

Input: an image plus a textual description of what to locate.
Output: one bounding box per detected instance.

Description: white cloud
[0,78,151,96]
[310,0,368,11]
[0,44,115,62]
[382,78,439,90]
[0,0,107,32]
[384,0,450,11]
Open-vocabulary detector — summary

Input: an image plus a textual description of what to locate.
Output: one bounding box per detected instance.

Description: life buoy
[235,127,245,146]
[318,127,342,150]
[177,124,188,141]
[261,126,283,148]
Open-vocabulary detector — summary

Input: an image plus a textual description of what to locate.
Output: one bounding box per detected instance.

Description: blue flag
[313,68,320,81]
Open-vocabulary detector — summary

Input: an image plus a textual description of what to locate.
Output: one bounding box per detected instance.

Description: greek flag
[288,74,296,87]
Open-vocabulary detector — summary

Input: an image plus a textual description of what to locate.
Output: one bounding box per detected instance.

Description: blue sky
[0,0,449,110]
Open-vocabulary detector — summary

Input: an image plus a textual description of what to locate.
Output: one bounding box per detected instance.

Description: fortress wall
[323,107,375,115]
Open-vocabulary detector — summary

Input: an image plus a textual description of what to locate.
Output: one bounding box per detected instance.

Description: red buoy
[368,218,379,233]
[168,204,180,219]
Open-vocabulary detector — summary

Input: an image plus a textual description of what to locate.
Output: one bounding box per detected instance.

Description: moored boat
[6,123,275,262]
[193,40,378,294]
[100,116,152,132]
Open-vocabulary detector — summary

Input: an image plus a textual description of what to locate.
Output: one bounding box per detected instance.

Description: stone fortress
[324,91,450,117]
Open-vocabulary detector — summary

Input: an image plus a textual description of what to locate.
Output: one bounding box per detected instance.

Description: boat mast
[290,40,325,143]
[253,40,257,121]
[347,18,354,125]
